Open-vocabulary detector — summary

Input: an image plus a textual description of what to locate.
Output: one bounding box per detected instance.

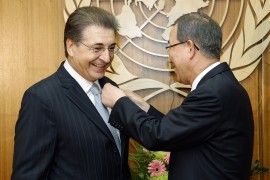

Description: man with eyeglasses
[12,6,130,180]
[102,12,254,179]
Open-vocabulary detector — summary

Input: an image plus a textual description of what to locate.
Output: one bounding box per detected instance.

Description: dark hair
[64,6,119,58]
[174,12,222,59]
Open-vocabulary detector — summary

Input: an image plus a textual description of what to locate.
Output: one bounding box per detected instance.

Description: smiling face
[168,25,191,85]
[66,25,116,82]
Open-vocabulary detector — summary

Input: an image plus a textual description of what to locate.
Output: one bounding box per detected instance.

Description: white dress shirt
[191,62,220,91]
[63,60,120,137]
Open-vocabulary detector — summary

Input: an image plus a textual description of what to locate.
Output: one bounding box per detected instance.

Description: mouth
[92,63,107,68]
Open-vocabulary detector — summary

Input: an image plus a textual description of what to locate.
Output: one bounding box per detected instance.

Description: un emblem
[64,0,270,101]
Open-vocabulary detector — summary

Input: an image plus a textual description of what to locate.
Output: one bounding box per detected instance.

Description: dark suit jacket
[12,62,130,180]
[109,62,254,180]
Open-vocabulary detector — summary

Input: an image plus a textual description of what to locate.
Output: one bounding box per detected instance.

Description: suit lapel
[56,63,116,143]
[197,62,230,88]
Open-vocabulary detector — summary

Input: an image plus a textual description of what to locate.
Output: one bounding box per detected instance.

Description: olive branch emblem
[221,0,270,81]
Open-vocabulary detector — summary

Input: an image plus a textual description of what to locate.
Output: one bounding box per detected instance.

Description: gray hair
[174,12,222,59]
[64,6,119,58]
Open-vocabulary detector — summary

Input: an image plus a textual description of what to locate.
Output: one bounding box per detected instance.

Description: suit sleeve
[12,90,57,180]
[147,105,165,120]
[109,87,222,151]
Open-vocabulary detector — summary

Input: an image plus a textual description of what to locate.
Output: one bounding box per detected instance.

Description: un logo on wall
[64,0,270,100]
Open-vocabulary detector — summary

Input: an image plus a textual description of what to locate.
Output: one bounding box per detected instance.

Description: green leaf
[250,160,269,175]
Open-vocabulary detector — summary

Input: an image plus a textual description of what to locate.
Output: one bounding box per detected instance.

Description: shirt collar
[64,60,99,93]
[191,62,220,91]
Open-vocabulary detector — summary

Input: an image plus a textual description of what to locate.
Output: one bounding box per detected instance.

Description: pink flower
[147,160,166,177]
[164,152,170,164]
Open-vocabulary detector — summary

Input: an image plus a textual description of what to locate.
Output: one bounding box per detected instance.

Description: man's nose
[99,49,112,62]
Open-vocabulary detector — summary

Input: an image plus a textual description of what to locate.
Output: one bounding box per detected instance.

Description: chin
[96,72,106,80]
[86,74,104,82]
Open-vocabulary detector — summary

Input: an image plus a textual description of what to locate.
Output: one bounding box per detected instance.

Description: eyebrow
[92,42,117,46]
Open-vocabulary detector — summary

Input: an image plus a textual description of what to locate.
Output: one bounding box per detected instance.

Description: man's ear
[186,40,196,58]
[66,38,75,57]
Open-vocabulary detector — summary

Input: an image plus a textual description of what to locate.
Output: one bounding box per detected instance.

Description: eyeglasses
[79,42,119,55]
[165,41,200,51]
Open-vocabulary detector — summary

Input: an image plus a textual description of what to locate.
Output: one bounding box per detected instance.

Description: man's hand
[102,83,126,108]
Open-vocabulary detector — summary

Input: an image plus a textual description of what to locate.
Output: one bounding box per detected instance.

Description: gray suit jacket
[109,62,254,180]
[12,62,130,180]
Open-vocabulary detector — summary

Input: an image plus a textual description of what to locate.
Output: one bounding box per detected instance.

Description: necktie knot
[90,83,100,95]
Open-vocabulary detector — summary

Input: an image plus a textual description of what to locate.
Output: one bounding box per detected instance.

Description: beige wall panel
[0,0,65,179]
[262,45,270,180]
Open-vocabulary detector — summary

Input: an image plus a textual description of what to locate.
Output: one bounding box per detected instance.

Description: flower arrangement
[129,140,170,180]
[129,141,269,180]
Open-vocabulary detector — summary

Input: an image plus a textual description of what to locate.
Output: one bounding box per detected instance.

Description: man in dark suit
[12,6,130,180]
[102,12,254,179]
